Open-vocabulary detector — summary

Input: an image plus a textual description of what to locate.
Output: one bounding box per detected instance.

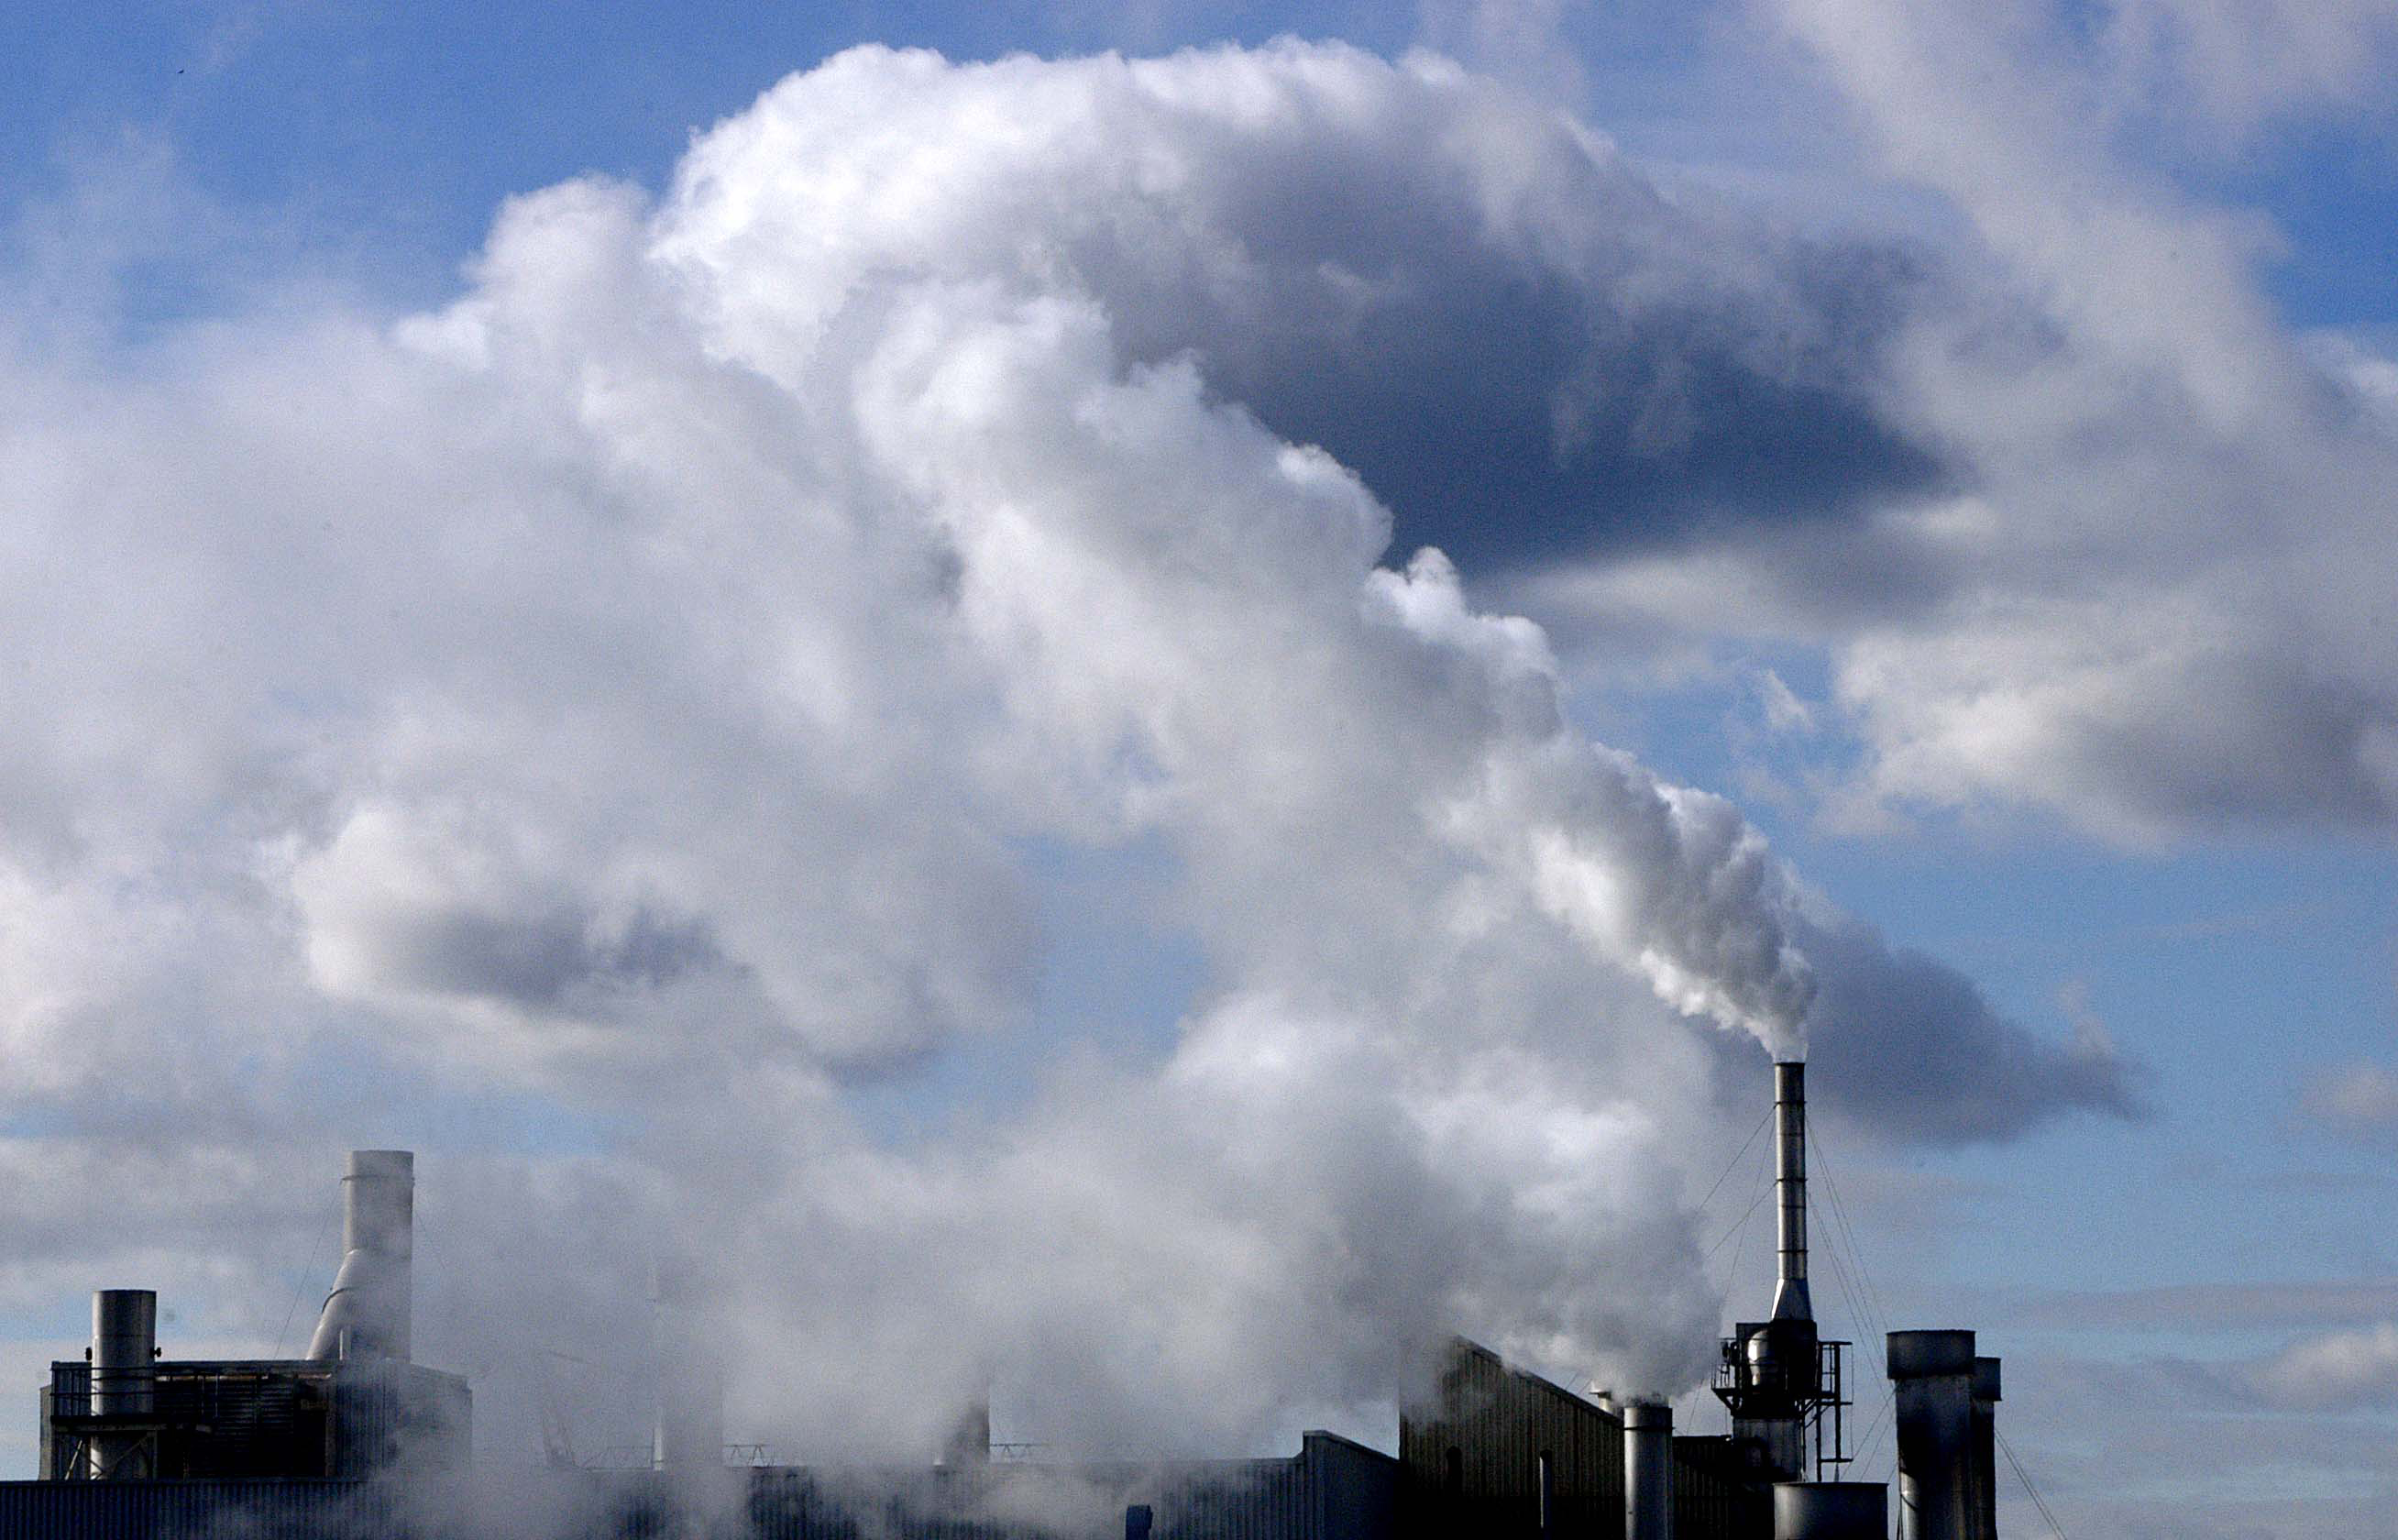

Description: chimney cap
[1886,1329,1976,1380]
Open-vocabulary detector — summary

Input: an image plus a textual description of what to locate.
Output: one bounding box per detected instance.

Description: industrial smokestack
[306,1150,413,1362]
[1719,1061,1823,1485]
[1888,1330,1976,1540]
[1772,1062,1810,1325]
[87,1290,157,1479]
[1622,1400,1674,1540]
[1970,1358,2000,1540]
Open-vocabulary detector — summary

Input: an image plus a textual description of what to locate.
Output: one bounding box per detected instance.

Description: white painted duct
[306,1150,413,1362]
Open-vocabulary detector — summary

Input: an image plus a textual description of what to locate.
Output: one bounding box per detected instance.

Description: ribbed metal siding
[0,1479,370,1540]
[742,1458,1319,1540]
[1672,1435,1773,1540]
[1397,1339,1624,1537]
[1305,1432,1396,1540]
[1158,1459,1305,1540]
[0,1444,1375,1540]
[331,1363,472,1478]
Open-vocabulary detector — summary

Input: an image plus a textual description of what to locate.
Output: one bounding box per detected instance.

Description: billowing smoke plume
[0,42,2131,1467]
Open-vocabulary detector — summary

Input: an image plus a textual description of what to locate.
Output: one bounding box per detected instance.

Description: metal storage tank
[1774,1480,1887,1539]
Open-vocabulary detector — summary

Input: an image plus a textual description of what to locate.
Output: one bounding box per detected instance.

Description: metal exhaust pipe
[1622,1400,1675,1540]
[1772,1062,1810,1325]
[307,1150,413,1362]
[88,1290,157,1479]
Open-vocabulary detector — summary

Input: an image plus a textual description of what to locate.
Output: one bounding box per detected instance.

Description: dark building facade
[1396,1338,1767,1540]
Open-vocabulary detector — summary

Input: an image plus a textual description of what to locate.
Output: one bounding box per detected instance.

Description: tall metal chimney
[1772,1062,1811,1325]
[307,1150,414,1362]
[1717,1061,1827,1485]
[1887,1330,1976,1540]
[1622,1400,1675,1540]
[87,1290,157,1479]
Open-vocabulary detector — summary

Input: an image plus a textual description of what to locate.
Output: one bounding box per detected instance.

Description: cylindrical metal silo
[1773,1481,1887,1540]
[88,1290,157,1479]
[1623,1400,1674,1540]
[1888,1330,1976,1540]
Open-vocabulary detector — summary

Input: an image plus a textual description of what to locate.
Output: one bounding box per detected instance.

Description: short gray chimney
[1623,1400,1675,1540]
[87,1290,157,1479]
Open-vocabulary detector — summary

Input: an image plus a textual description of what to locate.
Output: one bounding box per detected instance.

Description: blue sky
[5,2,2398,1534]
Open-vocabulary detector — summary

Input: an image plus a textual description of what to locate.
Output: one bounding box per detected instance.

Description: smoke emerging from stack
[0,43,2136,1463]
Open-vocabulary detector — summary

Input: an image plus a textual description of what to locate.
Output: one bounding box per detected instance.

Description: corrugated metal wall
[1396,1339,1624,1537]
[0,1478,376,1539]
[741,1461,1318,1540]
[0,1436,1396,1540]
[1304,1432,1395,1540]
[1396,1338,1775,1540]
[1672,1436,1772,1539]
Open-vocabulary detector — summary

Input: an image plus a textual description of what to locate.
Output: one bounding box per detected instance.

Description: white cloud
[1472,0,2398,839]
[0,41,2135,1464]
[2097,0,2398,137]
[2250,1321,2398,1411]
[2301,1062,2398,1141]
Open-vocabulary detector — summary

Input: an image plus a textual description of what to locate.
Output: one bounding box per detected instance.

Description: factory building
[32,1150,468,1491]
[2,1065,2012,1539]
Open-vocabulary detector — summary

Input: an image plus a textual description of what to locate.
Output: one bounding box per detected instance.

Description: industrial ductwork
[1887,1330,1977,1540]
[1623,1400,1674,1540]
[306,1150,413,1363]
[87,1291,157,1479]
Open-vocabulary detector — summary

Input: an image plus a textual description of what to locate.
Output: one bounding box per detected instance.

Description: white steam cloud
[0,42,2130,1467]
